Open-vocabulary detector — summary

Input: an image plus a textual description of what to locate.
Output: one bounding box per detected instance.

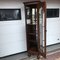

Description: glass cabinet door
[39,7,44,52]
[25,7,31,24]
[39,6,46,57]
[26,7,37,25]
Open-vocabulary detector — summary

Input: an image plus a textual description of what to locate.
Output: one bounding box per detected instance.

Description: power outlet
[57,38,59,40]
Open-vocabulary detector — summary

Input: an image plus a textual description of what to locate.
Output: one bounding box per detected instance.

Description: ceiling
[0,0,45,2]
[19,0,45,2]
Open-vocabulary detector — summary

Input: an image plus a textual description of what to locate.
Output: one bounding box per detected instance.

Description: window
[46,9,59,18]
[0,9,21,21]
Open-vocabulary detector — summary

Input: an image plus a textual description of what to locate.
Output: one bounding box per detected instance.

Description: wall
[0,0,27,57]
[0,0,60,57]
[46,0,60,45]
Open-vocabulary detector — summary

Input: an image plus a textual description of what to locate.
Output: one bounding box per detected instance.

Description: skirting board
[46,43,60,47]
[0,51,27,59]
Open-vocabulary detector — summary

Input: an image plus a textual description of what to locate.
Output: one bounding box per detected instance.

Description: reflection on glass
[39,7,45,52]
[26,7,30,19]
[32,8,36,24]
[32,9,35,21]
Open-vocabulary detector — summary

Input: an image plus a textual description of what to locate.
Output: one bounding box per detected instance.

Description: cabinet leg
[37,54,40,59]
[28,53,31,57]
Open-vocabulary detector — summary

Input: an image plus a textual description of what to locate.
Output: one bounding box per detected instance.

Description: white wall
[46,0,60,45]
[0,0,27,57]
[0,0,60,57]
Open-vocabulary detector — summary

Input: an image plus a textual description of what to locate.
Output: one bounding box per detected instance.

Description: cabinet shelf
[28,50,38,55]
[27,33,36,35]
[27,24,36,25]
[28,40,37,43]
[29,48,38,52]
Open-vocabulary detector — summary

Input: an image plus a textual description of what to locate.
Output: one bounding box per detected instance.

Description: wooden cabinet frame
[23,1,46,58]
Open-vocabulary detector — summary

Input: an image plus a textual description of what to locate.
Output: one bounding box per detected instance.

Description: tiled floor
[0,43,60,60]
